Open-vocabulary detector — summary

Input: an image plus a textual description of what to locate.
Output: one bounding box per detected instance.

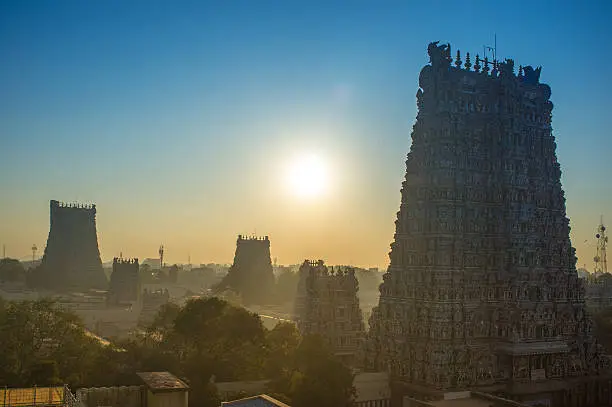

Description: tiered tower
[107,257,140,305]
[216,235,275,305]
[139,288,170,327]
[367,42,610,406]
[295,260,365,366]
[34,200,107,291]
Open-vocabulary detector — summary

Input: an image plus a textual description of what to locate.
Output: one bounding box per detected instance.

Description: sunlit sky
[1,1,611,268]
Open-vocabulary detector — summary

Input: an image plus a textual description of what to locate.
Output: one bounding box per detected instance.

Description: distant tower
[34,200,107,291]
[594,217,608,274]
[31,244,37,262]
[107,257,140,306]
[159,244,164,269]
[215,235,275,305]
[295,259,365,367]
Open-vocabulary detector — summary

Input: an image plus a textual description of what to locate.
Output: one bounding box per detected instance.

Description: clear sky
[1,1,611,268]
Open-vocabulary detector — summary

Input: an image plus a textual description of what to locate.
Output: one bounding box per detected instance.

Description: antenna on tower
[593,216,608,275]
[31,244,38,263]
[2,244,5,259]
[484,33,497,62]
[159,244,165,270]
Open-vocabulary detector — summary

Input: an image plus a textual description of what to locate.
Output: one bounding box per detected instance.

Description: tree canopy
[0,258,26,283]
[0,297,355,407]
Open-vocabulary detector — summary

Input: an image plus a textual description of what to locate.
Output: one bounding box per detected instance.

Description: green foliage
[267,333,355,407]
[0,258,26,283]
[0,297,355,407]
[28,360,61,386]
[290,335,356,407]
[0,300,103,388]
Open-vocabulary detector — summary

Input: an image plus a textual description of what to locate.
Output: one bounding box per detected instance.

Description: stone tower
[295,260,365,367]
[216,235,275,305]
[366,43,610,406]
[107,257,140,305]
[34,200,107,291]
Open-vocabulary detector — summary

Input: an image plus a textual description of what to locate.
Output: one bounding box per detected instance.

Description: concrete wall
[354,372,391,403]
[146,390,188,407]
[76,385,143,407]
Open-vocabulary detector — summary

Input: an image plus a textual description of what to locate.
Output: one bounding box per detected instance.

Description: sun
[286,154,329,198]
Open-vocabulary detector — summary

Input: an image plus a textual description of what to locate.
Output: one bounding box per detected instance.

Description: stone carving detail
[523,65,542,85]
[366,41,609,403]
[427,41,451,67]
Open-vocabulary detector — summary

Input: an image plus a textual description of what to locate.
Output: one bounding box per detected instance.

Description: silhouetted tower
[594,218,608,274]
[34,200,107,291]
[216,235,275,305]
[31,244,37,263]
[107,257,140,305]
[159,244,164,269]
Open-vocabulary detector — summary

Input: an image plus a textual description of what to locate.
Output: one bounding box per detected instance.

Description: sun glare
[287,154,329,199]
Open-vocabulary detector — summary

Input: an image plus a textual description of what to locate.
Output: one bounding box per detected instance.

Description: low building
[403,391,529,407]
[221,394,289,407]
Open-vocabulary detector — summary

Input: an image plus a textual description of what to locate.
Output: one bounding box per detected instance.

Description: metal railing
[0,385,79,407]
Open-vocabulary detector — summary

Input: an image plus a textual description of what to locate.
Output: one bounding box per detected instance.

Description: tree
[0,300,104,388]
[265,322,300,391]
[138,297,269,407]
[290,335,356,407]
[0,258,26,283]
[28,360,60,386]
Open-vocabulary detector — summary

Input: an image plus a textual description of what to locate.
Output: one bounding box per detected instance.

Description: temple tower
[295,260,365,367]
[366,42,609,406]
[34,200,107,291]
[107,257,140,306]
[216,235,275,305]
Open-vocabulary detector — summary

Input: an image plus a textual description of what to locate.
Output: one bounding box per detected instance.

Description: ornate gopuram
[295,260,365,367]
[366,42,612,406]
[215,235,275,306]
[107,257,140,306]
[33,200,108,292]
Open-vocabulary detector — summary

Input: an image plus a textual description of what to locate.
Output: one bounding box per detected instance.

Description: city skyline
[1,1,611,268]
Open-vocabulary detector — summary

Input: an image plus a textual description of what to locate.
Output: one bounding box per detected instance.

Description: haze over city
[1,1,611,268]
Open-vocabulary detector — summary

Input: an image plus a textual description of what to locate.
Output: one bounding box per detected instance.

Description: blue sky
[1,0,611,267]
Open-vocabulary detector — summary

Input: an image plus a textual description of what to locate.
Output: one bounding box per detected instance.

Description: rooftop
[137,372,189,393]
[405,391,528,407]
[221,394,290,407]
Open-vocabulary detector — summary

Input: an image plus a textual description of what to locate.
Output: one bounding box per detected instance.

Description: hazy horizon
[2,1,611,269]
